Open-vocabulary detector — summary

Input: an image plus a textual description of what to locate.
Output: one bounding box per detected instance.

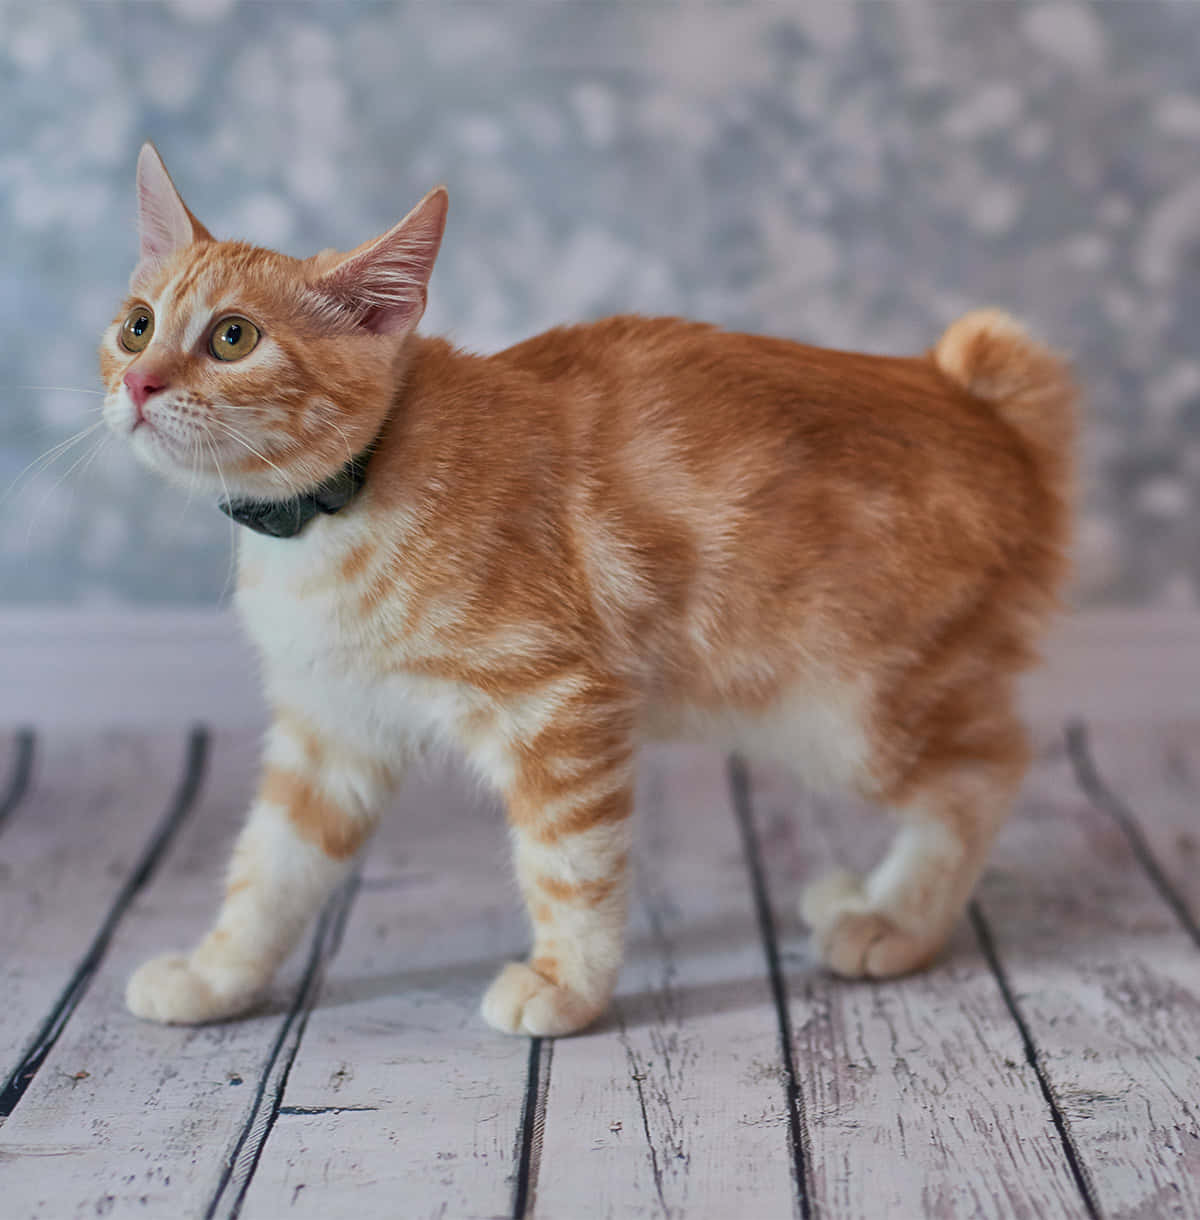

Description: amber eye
[120,306,155,353]
[209,316,260,362]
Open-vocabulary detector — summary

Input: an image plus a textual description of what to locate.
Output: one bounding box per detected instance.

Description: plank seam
[968,902,1104,1220]
[276,1104,378,1116]
[0,726,208,1119]
[1065,719,1200,950]
[727,755,813,1220]
[0,728,35,836]
[204,874,360,1220]
[624,1038,668,1215]
[511,1036,551,1219]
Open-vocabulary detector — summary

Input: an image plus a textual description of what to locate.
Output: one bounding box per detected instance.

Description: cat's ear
[134,142,212,272]
[312,186,448,336]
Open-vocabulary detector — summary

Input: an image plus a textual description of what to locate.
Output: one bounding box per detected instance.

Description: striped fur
[108,146,1075,1035]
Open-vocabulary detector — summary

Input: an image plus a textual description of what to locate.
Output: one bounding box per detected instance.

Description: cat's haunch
[104,144,1074,1036]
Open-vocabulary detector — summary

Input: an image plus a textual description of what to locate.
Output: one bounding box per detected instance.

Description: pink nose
[124,368,168,411]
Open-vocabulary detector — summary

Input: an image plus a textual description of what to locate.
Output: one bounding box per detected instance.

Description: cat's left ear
[312,186,448,336]
[133,143,212,279]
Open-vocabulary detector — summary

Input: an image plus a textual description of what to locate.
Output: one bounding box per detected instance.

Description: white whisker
[307,400,357,467]
[175,428,204,526]
[1,419,107,507]
[23,430,107,544]
[203,431,240,602]
[11,384,107,397]
[209,419,299,495]
[76,433,111,484]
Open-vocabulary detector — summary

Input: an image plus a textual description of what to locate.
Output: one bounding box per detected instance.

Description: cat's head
[100,144,447,501]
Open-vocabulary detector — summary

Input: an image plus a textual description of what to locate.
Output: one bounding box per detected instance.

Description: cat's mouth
[116,397,308,506]
[104,390,235,493]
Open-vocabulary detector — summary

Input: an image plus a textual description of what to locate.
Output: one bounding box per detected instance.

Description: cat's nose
[124,367,169,412]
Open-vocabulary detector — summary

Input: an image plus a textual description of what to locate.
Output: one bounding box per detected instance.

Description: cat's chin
[128,429,312,504]
[128,427,246,498]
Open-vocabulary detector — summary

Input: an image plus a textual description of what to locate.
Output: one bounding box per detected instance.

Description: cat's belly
[236,532,874,797]
[641,678,873,794]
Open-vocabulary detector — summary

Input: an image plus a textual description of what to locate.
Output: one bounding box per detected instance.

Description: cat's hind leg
[802,692,1029,978]
[481,679,635,1036]
[126,714,395,1024]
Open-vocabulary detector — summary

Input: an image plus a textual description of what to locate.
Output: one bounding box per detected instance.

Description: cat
[101,144,1074,1036]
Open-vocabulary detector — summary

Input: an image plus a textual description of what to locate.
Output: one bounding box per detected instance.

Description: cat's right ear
[310,186,448,337]
[133,143,211,281]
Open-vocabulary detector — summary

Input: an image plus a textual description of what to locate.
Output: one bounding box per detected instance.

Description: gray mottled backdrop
[2,1,1198,608]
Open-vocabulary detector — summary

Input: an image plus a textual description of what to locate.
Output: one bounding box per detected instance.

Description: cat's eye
[120,306,155,353]
[209,316,260,362]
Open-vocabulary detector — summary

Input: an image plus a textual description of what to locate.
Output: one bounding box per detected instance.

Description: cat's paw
[801,871,940,979]
[480,962,604,1036]
[126,953,263,1025]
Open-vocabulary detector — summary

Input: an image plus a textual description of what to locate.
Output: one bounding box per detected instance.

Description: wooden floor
[0,719,1197,1219]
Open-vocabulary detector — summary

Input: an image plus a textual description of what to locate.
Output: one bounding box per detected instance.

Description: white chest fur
[233,518,872,797]
[234,520,485,764]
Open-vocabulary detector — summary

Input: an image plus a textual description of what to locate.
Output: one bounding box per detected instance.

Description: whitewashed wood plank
[532,748,797,1220]
[746,757,1092,1220]
[5,608,1198,731]
[0,731,189,1084]
[1020,611,1200,728]
[237,760,534,1220]
[0,729,35,834]
[1068,718,1200,934]
[976,734,1200,1218]
[0,729,344,1219]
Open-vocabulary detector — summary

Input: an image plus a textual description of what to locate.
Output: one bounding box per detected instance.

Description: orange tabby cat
[101,144,1074,1036]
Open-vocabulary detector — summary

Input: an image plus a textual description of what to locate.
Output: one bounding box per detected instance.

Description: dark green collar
[218,449,372,538]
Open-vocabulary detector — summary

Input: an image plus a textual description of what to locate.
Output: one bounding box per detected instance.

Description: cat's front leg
[481,693,636,1037]
[127,714,396,1024]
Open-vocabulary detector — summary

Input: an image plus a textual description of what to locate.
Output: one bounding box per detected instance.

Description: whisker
[307,400,357,468]
[204,429,233,508]
[209,419,299,496]
[1,419,107,506]
[76,433,111,484]
[23,431,107,545]
[203,431,240,602]
[328,418,356,468]
[176,429,203,526]
[55,433,110,490]
[187,431,204,505]
[10,384,107,397]
[1,404,104,441]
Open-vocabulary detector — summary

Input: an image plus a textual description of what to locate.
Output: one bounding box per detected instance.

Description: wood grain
[4,715,1200,1217]
[975,731,1200,1218]
[1068,718,1200,939]
[0,728,35,835]
[0,730,317,1218]
[533,747,798,1220]
[237,758,535,1220]
[746,754,1093,1219]
[0,732,189,1085]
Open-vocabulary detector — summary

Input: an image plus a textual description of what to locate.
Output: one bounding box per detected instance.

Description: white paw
[801,871,941,979]
[126,953,263,1025]
[480,962,604,1037]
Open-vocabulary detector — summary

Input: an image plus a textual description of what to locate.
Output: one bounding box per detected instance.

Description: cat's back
[493,314,1036,511]
[489,315,1067,649]
[498,314,1005,438]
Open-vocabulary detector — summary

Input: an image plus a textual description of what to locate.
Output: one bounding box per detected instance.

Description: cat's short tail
[933,309,1076,485]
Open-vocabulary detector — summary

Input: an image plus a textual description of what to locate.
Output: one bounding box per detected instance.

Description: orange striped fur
[109,146,1074,1034]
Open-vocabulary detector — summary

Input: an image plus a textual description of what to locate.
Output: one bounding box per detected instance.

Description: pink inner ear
[314,187,448,336]
[135,144,209,269]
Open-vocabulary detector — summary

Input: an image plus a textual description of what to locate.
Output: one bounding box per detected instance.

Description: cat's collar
[218,449,372,539]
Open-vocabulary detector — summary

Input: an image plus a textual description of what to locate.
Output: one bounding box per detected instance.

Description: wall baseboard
[0,609,266,729]
[1,608,1196,730]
